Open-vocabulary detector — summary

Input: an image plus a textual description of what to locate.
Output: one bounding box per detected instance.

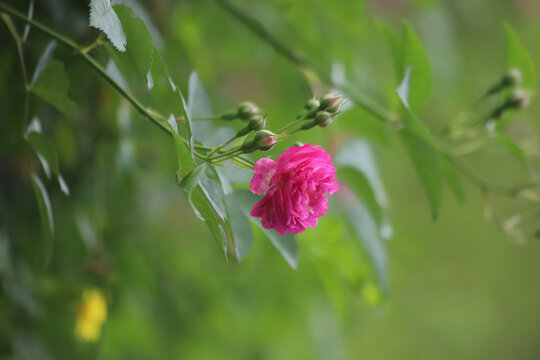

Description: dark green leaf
[30,40,56,86]
[31,60,76,116]
[89,0,126,52]
[505,24,536,90]
[114,5,154,83]
[200,166,227,220]
[31,174,53,267]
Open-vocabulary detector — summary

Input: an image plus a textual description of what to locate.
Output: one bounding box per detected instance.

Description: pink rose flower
[249,144,339,235]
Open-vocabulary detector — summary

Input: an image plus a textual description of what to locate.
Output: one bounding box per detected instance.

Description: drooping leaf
[168,115,193,176]
[505,24,536,90]
[26,130,69,196]
[30,41,56,87]
[224,190,254,261]
[189,186,229,253]
[31,174,53,267]
[113,5,154,78]
[251,217,298,270]
[440,155,465,204]
[22,0,34,42]
[340,197,388,293]
[89,0,126,52]
[494,132,531,172]
[401,22,432,113]
[199,166,227,221]
[188,71,214,141]
[397,70,443,220]
[338,166,382,226]
[400,124,443,220]
[31,60,76,116]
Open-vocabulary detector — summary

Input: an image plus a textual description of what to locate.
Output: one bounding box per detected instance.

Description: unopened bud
[304,98,320,111]
[248,115,266,131]
[254,130,276,151]
[319,94,341,111]
[238,102,259,120]
[315,111,333,127]
[502,68,522,88]
[507,89,530,110]
[220,110,239,120]
[293,141,305,147]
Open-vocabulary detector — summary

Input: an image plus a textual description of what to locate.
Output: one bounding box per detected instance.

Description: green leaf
[440,156,465,204]
[224,190,254,261]
[400,125,443,220]
[31,60,76,116]
[89,0,126,52]
[251,217,298,270]
[494,132,530,171]
[200,166,227,220]
[30,40,56,87]
[378,22,402,77]
[26,130,69,196]
[401,22,432,112]
[338,166,382,226]
[188,71,213,141]
[168,115,193,176]
[31,174,53,267]
[340,197,388,292]
[179,164,208,194]
[114,5,154,82]
[505,24,536,90]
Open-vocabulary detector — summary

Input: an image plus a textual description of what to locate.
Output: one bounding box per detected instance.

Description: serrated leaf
[114,5,154,78]
[224,190,254,261]
[31,174,53,267]
[168,115,193,175]
[505,24,536,90]
[251,217,298,269]
[89,0,126,52]
[189,186,228,252]
[176,89,195,159]
[31,60,76,116]
[188,71,214,141]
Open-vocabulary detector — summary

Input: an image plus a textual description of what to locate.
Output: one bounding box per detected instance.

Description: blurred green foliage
[1,0,540,359]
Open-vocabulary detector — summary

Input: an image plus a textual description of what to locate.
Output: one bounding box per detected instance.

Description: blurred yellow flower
[75,288,107,342]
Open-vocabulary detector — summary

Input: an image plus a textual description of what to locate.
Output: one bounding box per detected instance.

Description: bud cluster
[301,94,344,129]
[488,68,531,120]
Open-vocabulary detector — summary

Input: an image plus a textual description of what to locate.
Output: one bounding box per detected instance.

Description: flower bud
[248,115,266,131]
[319,94,341,111]
[293,141,305,147]
[304,98,320,111]
[315,111,333,127]
[507,89,530,110]
[237,102,259,120]
[220,110,239,120]
[254,130,276,151]
[502,68,522,88]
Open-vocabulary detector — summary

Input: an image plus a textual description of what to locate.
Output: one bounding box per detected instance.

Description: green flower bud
[220,110,239,120]
[237,102,259,120]
[315,111,333,127]
[304,98,320,111]
[248,115,266,131]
